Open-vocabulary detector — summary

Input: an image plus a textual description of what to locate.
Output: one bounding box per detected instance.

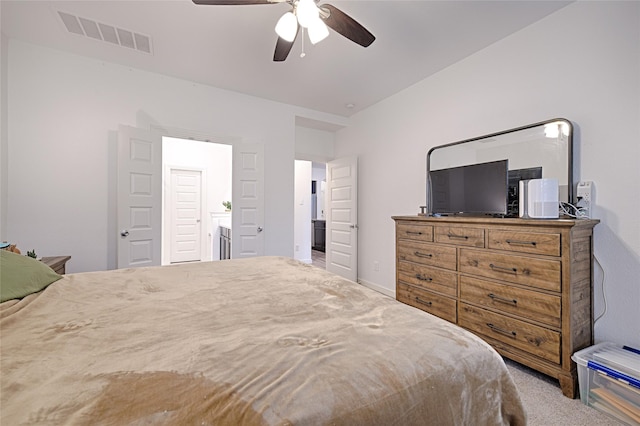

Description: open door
[232,142,265,258]
[326,156,358,281]
[117,125,163,268]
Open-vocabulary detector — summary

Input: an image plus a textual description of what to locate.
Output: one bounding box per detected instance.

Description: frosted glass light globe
[308,19,329,44]
[296,0,319,29]
[275,12,298,42]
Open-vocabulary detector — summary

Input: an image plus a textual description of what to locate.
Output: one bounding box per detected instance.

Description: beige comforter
[1,256,525,425]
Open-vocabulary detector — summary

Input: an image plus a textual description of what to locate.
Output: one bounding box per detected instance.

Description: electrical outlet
[577,181,592,202]
[373,261,379,272]
[576,181,593,218]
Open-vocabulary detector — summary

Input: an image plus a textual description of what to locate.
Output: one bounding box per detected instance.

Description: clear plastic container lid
[573,342,640,389]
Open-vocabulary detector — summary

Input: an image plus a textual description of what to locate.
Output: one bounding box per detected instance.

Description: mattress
[1,256,526,425]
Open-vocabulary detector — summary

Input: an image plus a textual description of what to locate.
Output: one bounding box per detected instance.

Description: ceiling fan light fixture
[308,19,329,44]
[275,11,298,42]
[296,0,319,29]
[192,0,375,62]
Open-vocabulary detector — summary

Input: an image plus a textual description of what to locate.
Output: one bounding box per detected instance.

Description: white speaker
[527,178,559,218]
[518,180,530,218]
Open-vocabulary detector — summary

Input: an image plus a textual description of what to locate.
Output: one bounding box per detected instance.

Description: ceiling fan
[192,0,375,61]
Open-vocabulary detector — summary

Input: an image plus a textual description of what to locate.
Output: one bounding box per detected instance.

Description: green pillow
[0,250,62,302]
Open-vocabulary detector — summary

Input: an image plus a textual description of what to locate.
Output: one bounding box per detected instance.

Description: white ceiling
[1,0,572,118]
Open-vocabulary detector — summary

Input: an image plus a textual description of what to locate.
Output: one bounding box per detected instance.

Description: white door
[117,125,163,268]
[232,142,265,258]
[326,157,358,281]
[169,169,202,263]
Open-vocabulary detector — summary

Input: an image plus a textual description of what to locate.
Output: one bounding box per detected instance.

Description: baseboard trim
[357,278,395,298]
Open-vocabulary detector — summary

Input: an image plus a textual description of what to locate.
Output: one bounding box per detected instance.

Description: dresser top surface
[392,215,599,229]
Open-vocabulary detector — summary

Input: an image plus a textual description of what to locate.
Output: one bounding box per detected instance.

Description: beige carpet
[504,359,624,425]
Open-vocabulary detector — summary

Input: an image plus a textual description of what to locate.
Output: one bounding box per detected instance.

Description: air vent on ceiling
[57,11,152,55]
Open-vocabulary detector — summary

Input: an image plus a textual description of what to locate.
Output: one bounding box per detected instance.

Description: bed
[1,254,526,425]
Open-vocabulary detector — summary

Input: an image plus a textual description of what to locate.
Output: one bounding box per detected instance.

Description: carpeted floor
[504,359,623,425]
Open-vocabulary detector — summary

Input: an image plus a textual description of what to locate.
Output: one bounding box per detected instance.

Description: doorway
[294,160,326,268]
[162,137,232,265]
[117,127,264,269]
[293,157,358,279]
[311,162,327,268]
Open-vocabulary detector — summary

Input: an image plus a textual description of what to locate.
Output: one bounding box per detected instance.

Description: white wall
[335,1,640,347]
[0,31,8,238]
[294,160,312,263]
[295,126,335,163]
[312,162,327,182]
[5,40,346,273]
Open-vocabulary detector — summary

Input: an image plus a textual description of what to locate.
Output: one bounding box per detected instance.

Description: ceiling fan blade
[192,0,279,5]
[320,4,375,48]
[273,30,298,62]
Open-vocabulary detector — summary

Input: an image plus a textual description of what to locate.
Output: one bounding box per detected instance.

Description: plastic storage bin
[572,342,640,425]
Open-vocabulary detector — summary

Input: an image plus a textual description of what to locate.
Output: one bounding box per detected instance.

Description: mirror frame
[426,118,573,216]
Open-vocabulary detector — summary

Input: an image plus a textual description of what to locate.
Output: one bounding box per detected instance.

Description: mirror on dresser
[426,118,573,217]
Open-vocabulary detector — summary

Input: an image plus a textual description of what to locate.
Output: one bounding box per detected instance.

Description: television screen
[430,159,508,216]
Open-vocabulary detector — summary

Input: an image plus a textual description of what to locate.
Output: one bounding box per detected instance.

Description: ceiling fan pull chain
[300,27,306,58]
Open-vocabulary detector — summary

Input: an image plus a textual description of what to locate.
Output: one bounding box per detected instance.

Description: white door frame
[162,165,208,265]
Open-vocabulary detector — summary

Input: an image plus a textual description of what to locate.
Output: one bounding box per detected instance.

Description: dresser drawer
[488,230,561,256]
[459,248,561,292]
[396,221,433,243]
[397,260,457,297]
[397,282,457,323]
[459,275,561,328]
[434,226,485,247]
[459,303,560,364]
[397,241,457,270]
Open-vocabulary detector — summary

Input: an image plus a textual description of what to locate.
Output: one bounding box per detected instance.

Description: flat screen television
[430,159,508,216]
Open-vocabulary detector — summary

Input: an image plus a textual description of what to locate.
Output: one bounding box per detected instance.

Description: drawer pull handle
[506,239,537,246]
[414,251,433,258]
[415,274,433,282]
[487,323,517,338]
[406,231,423,235]
[488,293,518,305]
[489,263,518,274]
[415,297,433,307]
[447,233,469,240]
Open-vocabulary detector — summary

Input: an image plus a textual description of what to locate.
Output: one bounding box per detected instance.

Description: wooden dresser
[41,256,72,275]
[392,215,598,398]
